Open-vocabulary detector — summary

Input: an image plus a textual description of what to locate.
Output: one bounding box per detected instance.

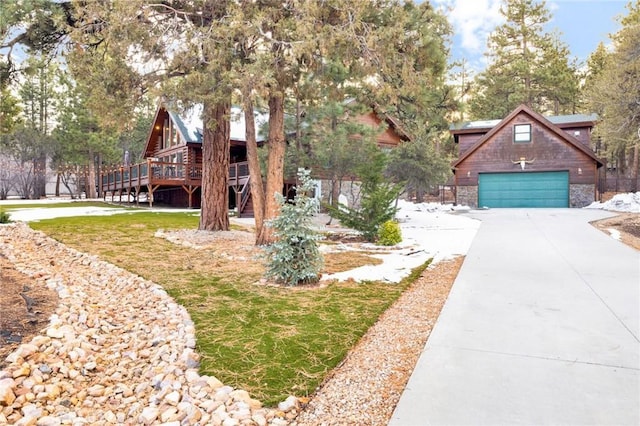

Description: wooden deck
[101,160,250,209]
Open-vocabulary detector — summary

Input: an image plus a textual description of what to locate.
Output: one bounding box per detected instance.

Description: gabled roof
[450,112,598,133]
[451,104,603,168]
[548,113,598,127]
[344,98,412,141]
[371,105,412,142]
[170,105,270,144]
[450,119,501,131]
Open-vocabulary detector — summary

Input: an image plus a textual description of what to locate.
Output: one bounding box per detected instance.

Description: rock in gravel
[45,327,64,339]
[252,413,268,426]
[36,416,61,426]
[160,406,180,423]
[0,378,16,406]
[12,364,31,379]
[164,390,182,405]
[278,395,299,413]
[139,406,159,425]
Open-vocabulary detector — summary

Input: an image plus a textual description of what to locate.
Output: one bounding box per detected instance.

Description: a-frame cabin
[100,105,267,215]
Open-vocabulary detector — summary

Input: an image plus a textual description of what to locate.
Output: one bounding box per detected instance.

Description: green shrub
[328,150,401,242]
[0,210,10,224]
[263,169,323,286]
[377,220,402,246]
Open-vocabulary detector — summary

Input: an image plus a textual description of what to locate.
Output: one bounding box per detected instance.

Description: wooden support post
[147,184,160,208]
[235,186,240,216]
[181,184,198,209]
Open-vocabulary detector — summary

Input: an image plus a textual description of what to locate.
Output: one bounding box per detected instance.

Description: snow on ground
[320,200,480,284]
[586,192,640,213]
[606,228,622,241]
[7,206,137,222]
[1,198,481,284]
[1,199,196,222]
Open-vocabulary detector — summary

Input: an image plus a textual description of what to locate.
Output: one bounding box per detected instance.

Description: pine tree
[263,169,323,287]
[386,136,451,202]
[582,42,610,102]
[15,55,61,198]
[297,101,381,209]
[540,30,580,115]
[329,150,401,242]
[52,80,122,198]
[0,0,73,88]
[469,0,580,119]
[585,2,640,188]
[0,87,21,134]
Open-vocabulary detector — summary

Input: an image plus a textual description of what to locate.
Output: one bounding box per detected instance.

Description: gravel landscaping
[0,221,461,425]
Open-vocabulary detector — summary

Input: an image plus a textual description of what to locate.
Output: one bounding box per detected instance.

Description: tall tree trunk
[55,172,60,196]
[632,142,639,192]
[87,152,97,199]
[96,153,102,198]
[35,156,47,198]
[199,101,231,231]
[242,87,266,242]
[256,91,285,245]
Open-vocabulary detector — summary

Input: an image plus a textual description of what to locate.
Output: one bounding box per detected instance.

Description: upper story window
[514,124,531,143]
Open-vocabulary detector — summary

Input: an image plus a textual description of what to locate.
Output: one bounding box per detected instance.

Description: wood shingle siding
[450,104,603,208]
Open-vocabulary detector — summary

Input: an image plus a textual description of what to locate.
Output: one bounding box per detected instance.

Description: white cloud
[434,0,504,52]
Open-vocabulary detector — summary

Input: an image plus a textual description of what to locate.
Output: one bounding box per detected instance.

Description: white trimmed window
[514,124,532,143]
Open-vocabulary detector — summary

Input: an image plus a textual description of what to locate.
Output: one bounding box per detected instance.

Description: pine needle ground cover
[29,212,421,406]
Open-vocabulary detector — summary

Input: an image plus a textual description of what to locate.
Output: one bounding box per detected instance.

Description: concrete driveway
[390,209,639,426]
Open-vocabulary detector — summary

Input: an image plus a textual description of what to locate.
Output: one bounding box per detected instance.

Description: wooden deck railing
[100,160,249,194]
[229,161,249,181]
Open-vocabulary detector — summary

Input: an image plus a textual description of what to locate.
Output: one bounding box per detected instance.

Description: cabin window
[162,118,170,149]
[170,123,178,146]
[514,124,531,143]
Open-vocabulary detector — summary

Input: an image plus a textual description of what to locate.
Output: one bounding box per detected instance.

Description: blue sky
[433,0,630,73]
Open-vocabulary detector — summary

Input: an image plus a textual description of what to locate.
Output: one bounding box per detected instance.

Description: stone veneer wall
[456,185,478,208]
[570,184,596,208]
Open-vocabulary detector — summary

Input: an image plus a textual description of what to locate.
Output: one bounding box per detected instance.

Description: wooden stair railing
[237,176,252,217]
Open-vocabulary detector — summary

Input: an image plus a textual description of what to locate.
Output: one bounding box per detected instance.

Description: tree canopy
[585,1,640,183]
[468,0,580,119]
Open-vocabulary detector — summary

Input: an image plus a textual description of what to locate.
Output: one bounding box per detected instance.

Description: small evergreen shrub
[263,169,323,286]
[0,210,10,224]
[377,220,402,246]
[328,150,401,242]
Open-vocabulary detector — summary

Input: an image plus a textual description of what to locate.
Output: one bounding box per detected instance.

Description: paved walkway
[390,209,639,426]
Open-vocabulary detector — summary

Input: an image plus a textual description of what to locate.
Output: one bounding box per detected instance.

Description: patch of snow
[7,206,135,222]
[1,200,196,222]
[585,192,640,213]
[321,200,480,284]
[0,197,87,204]
[607,228,622,241]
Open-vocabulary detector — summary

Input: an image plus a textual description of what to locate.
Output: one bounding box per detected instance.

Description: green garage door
[478,171,569,208]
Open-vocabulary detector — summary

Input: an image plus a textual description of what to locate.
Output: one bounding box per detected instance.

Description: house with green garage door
[450,104,604,208]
